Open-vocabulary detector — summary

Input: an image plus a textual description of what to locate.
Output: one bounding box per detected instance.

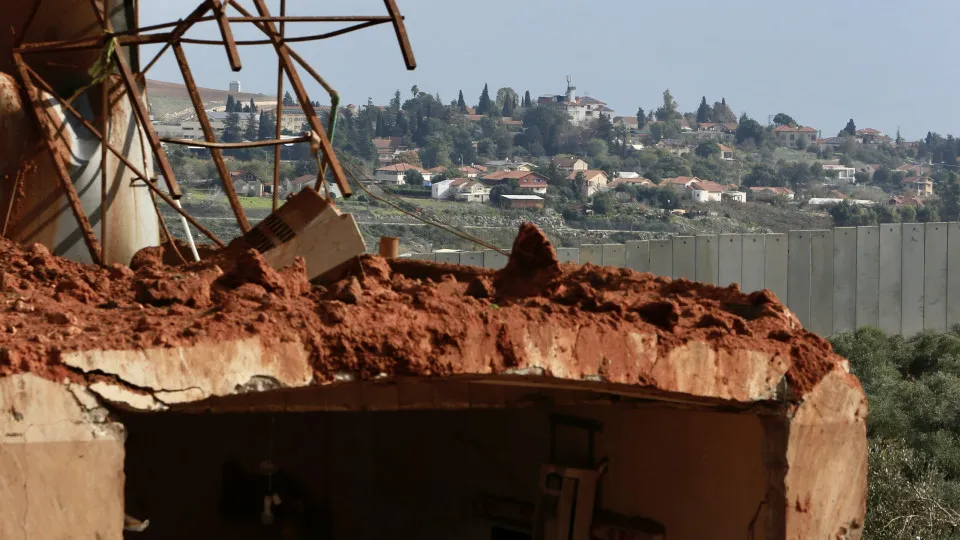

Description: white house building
[454,180,491,203]
[375,163,432,185]
[689,180,727,203]
[431,179,455,199]
[822,164,857,183]
[538,76,615,126]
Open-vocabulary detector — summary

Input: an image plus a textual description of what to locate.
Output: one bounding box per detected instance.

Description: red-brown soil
[0,224,846,400]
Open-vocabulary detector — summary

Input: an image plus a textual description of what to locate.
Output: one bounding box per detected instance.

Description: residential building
[656,139,693,157]
[719,144,735,161]
[889,195,925,207]
[229,80,241,93]
[457,165,486,178]
[537,76,615,126]
[723,190,746,203]
[481,170,548,186]
[552,156,588,173]
[375,163,431,185]
[614,171,642,179]
[484,159,535,172]
[748,186,795,201]
[822,164,857,183]
[660,176,699,190]
[896,163,927,176]
[903,176,934,197]
[567,169,609,198]
[855,128,888,144]
[454,180,492,203]
[609,177,654,189]
[431,179,455,199]
[689,180,728,203]
[773,125,818,146]
[500,194,545,209]
[500,118,524,132]
[518,177,549,195]
[372,137,407,164]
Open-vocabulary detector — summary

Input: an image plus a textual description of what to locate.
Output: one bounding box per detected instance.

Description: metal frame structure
[9,0,415,264]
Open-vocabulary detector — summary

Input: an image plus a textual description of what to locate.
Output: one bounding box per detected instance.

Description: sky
[139,0,960,140]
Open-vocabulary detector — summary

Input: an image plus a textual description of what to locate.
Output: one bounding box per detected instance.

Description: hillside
[146,79,271,119]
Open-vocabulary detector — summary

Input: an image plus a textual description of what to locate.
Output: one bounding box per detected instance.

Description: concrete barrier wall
[409,223,960,337]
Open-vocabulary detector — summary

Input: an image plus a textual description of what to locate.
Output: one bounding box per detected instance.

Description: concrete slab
[672,236,696,280]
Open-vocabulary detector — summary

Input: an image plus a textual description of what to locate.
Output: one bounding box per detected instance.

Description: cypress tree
[457,90,467,113]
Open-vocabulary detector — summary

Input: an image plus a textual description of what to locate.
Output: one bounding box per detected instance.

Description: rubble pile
[0,224,847,401]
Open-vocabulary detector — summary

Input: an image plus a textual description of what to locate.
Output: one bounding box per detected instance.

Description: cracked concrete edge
[0,374,124,443]
[59,337,313,407]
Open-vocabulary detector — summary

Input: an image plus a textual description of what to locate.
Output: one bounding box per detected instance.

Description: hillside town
[150,75,959,231]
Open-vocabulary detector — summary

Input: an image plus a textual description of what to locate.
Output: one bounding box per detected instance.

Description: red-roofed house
[903,176,934,197]
[372,137,406,164]
[375,162,431,185]
[457,165,485,178]
[566,169,609,197]
[689,180,729,203]
[773,125,818,146]
[552,156,588,173]
[480,170,548,186]
[719,144,734,161]
[855,128,887,144]
[660,176,699,190]
[609,177,654,189]
[518,177,548,195]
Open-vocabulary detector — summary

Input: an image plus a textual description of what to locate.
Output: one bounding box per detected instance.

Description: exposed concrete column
[0,374,126,539]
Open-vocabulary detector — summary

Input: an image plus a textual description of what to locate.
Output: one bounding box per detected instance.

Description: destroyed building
[0,2,868,539]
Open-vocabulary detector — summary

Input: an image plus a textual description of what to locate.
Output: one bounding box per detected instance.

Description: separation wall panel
[741,234,765,293]
[902,224,925,336]
[602,244,626,268]
[948,223,960,328]
[483,250,508,270]
[435,252,460,265]
[764,234,788,301]
[787,231,812,329]
[855,227,880,329]
[410,253,436,262]
[580,244,602,265]
[832,228,857,334]
[695,235,719,285]
[809,230,835,336]
[672,236,696,280]
[878,224,903,335]
[556,248,579,264]
[459,252,483,268]
[625,241,649,273]
[924,223,948,333]
[649,240,673,278]
[718,234,743,287]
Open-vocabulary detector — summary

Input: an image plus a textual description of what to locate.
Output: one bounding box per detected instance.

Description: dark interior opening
[116,399,772,539]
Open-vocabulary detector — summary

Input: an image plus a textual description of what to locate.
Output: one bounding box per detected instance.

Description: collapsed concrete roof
[0,224,868,538]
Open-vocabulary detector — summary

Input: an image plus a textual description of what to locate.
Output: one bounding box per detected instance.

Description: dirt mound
[0,224,844,399]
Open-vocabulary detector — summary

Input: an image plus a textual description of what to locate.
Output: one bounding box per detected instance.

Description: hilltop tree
[896,128,904,146]
[695,96,712,123]
[457,90,467,113]
[735,113,765,147]
[595,113,613,143]
[711,98,736,123]
[843,118,857,136]
[523,90,532,108]
[476,83,494,116]
[411,84,419,98]
[636,106,646,129]
[226,95,235,113]
[249,98,257,112]
[389,90,402,112]
[222,110,242,143]
[654,89,680,121]
[495,87,518,114]
[502,96,515,118]
[243,110,258,141]
[257,110,276,141]
[773,113,797,127]
[695,141,720,158]
[282,91,295,106]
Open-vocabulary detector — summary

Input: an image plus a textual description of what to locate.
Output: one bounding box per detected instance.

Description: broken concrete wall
[0,374,125,540]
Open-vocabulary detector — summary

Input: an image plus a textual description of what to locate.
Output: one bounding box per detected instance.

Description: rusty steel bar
[111,50,182,198]
[228,15,394,23]
[11,52,103,264]
[17,33,172,54]
[160,135,310,149]
[100,76,109,262]
[171,42,249,232]
[384,0,417,70]
[23,65,226,247]
[210,0,242,71]
[140,1,216,75]
[1,150,30,238]
[273,0,285,212]
[179,20,388,46]
[151,190,187,265]
[248,0,351,197]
